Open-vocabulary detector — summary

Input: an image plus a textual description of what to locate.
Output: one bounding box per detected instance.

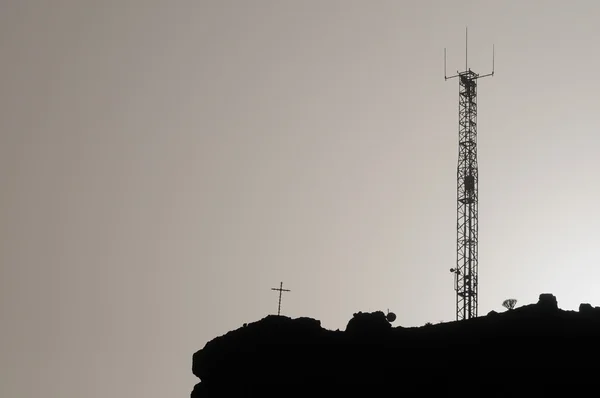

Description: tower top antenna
[444,27,494,80]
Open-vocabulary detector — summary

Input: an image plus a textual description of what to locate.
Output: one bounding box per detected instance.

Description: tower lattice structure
[446,30,493,321]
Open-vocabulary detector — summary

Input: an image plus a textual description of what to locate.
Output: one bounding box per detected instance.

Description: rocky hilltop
[191,294,600,397]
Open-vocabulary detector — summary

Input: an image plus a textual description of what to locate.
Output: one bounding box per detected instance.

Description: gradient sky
[2,1,600,397]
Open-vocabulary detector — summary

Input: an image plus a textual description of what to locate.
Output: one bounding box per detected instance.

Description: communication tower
[446,28,494,321]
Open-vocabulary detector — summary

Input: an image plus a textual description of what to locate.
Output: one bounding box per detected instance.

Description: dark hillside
[191,294,600,397]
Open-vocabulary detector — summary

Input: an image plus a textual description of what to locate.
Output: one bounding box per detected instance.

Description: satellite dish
[386,311,396,323]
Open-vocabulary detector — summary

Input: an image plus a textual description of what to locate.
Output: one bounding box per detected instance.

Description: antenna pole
[466,26,468,70]
[492,44,495,75]
[444,48,447,79]
[445,30,494,321]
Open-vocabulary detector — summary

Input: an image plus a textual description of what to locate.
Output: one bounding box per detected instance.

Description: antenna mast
[445,28,494,321]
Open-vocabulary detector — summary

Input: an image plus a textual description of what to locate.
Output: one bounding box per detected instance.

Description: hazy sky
[2,1,600,397]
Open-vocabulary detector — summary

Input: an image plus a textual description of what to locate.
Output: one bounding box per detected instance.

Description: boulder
[579,303,593,314]
[345,311,391,335]
[537,293,558,311]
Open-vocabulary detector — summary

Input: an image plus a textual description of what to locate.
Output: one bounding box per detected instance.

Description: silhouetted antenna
[492,44,495,75]
[444,28,495,80]
[445,28,495,321]
[502,298,517,310]
[271,281,290,316]
[386,309,396,323]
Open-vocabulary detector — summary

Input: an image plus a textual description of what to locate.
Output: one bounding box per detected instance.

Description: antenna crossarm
[474,72,494,79]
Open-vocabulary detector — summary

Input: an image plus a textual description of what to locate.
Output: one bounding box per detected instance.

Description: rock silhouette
[191,293,600,397]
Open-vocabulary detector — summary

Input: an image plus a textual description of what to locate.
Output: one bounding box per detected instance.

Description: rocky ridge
[191,293,600,396]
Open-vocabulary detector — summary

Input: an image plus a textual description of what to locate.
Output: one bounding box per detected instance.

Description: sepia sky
[2,1,600,397]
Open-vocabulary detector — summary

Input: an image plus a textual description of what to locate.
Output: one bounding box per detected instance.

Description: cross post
[271,281,290,316]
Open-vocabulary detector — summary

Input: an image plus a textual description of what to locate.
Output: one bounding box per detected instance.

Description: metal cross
[271,281,290,316]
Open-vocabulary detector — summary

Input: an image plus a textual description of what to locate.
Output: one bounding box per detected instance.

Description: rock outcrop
[191,294,600,397]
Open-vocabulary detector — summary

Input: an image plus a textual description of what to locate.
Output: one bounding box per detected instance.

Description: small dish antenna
[386,309,396,323]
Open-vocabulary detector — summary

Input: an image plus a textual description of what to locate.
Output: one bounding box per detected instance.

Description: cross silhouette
[271,282,290,316]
